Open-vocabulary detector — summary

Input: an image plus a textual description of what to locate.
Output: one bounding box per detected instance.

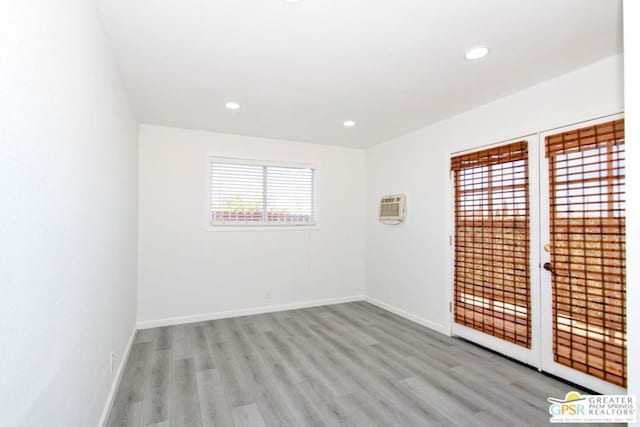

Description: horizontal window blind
[266,167,314,223]
[452,141,531,348]
[211,160,315,225]
[546,118,626,387]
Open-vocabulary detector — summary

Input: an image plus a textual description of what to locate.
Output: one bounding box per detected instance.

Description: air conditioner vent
[379,194,406,224]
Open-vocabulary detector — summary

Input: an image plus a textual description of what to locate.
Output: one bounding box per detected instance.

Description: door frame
[447,113,627,394]
[538,112,626,395]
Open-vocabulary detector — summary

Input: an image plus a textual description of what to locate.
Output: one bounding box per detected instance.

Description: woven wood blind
[546,118,626,387]
[452,141,531,348]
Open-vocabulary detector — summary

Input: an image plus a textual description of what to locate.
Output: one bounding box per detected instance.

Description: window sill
[205,224,319,232]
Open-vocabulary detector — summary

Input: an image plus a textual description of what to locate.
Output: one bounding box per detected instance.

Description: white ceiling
[96,0,622,148]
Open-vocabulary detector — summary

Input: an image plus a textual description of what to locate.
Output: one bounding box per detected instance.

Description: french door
[450,136,540,367]
[539,115,626,394]
[450,114,626,394]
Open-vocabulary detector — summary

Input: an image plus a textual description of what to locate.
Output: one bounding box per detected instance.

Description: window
[210,158,315,226]
[451,141,531,348]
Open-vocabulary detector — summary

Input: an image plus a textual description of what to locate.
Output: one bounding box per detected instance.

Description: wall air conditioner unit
[379,194,406,225]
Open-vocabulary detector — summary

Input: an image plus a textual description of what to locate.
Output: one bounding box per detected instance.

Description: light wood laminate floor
[106,302,608,427]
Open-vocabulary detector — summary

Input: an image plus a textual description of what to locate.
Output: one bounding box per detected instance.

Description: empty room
[2,0,639,426]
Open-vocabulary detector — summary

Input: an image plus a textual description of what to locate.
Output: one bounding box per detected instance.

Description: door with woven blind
[539,115,626,395]
[450,136,540,366]
[450,115,626,394]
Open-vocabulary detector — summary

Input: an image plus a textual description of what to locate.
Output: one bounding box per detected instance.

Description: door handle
[543,262,554,274]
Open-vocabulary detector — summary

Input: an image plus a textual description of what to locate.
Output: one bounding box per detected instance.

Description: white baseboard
[364,296,451,337]
[98,327,137,427]
[136,295,451,338]
[137,295,366,329]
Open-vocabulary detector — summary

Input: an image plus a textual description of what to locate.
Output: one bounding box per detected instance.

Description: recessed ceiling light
[343,120,356,128]
[225,102,240,110]
[465,46,489,60]
[282,0,303,4]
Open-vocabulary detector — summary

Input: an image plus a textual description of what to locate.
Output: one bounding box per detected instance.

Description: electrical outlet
[110,352,115,374]
[265,290,272,300]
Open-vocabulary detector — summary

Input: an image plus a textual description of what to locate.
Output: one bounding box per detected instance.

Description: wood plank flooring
[106,302,608,427]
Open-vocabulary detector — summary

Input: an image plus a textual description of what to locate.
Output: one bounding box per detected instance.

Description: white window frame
[205,156,318,230]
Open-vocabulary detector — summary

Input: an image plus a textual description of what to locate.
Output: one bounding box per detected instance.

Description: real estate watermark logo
[548,391,636,423]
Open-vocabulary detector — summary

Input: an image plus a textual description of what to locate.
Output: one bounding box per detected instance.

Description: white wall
[0,1,138,426]
[137,125,365,325]
[365,54,624,334]
[623,0,639,417]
